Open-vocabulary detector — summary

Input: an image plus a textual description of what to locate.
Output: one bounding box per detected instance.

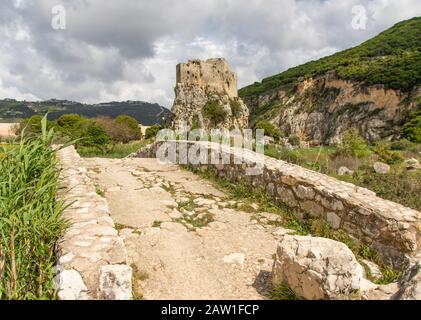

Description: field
[0,123,16,137]
[76,139,152,158]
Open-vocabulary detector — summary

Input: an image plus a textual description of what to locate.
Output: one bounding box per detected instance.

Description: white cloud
[0,0,420,108]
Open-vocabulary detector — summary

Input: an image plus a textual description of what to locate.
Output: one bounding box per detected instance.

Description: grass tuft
[95,185,105,197]
[152,220,162,228]
[270,282,301,300]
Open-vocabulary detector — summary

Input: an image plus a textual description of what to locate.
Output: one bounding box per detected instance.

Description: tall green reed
[0,115,68,299]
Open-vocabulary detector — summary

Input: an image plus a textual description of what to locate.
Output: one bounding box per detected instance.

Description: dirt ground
[0,123,16,137]
[83,157,289,300]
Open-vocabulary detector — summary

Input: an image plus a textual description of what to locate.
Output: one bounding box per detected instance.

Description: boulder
[263,136,275,145]
[337,166,354,176]
[272,235,364,300]
[56,270,89,300]
[284,143,294,150]
[119,228,134,239]
[361,259,383,281]
[404,158,421,171]
[98,265,133,300]
[223,253,246,268]
[361,282,399,300]
[373,162,390,174]
[395,260,421,300]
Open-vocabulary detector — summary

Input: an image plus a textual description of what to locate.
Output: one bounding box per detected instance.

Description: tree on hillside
[255,121,281,142]
[115,115,142,141]
[81,121,111,153]
[96,116,141,144]
[145,124,162,140]
[14,115,55,137]
[56,114,84,130]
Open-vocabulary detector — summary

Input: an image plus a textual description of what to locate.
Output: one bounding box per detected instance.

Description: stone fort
[176,58,238,98]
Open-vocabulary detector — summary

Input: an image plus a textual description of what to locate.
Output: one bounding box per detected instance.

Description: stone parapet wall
[55,146,132,300]
[131,141,420,268]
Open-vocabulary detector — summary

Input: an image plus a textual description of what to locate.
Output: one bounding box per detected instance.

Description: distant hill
[240,17,421,98]
[0,98,172,126]
[239,17,421,144]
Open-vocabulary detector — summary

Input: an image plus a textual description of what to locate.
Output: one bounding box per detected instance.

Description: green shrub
[255,121,281,142]
[81,121,111,153]
[56,114,84,130]
[373,141,404,165]
[24,115,43,133]
[145,124,162,140]
[95,116,141,143]
[230,99,243,118]
[191,114,201,130]
[14,115,55,137]
[202,100,227,127]
[390,139,414,150]
[55,114,142,144]
[338,165,421,211]
[288,135,300,146]
[279,148,300,163]
[55,114,86,141]
[115,115,142,140]
[0,115,67,299]
[270,283,300,300]
[337,128,371,158]
[77,140,150,159]
[264,144,280,158]
[402,109,421,143]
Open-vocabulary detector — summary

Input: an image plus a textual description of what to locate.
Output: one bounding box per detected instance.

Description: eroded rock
[223,253,246,268]
[338,166,354,176]
[98,265,133,300]
[55,270,89,300]
[404,158,421,171]
[373,162,390,174]
[272,235,365,300]
[361,259,383,281]
[396,261,421,300]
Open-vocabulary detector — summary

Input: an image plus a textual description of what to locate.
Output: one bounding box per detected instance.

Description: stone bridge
[54,142,421,300]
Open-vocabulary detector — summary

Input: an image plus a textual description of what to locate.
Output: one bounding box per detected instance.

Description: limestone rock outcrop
[395,258,421,300]
[171,58,249,131]
[243,72,420,144]
[98,265,133,300]
[272,235,365,300]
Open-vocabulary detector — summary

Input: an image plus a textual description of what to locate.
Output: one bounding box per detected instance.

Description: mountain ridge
[239,17,421,144]
[240,17,421,98]
[0,98,171,125]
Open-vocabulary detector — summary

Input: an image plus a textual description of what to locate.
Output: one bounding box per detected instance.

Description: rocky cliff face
[171,58,248,130]
[244,72,420,144]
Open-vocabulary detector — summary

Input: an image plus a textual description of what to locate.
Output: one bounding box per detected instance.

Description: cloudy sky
[0,0,420,108]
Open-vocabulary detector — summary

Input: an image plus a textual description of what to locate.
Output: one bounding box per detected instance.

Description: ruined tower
[171,58,249,130]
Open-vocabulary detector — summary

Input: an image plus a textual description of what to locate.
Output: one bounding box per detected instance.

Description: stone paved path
[83,157,289,300]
